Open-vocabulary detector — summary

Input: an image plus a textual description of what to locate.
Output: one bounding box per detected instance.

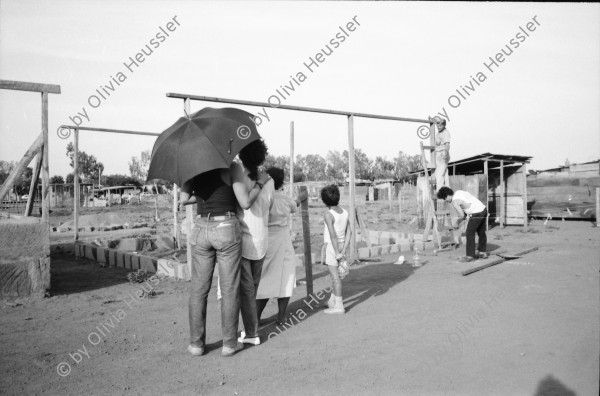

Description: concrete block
[116,238,138,252]
[156,259,175,277]
[390,245,400,254]
[85,246,96,261]
[358,247,370,260]
[0,218,50,298]
[116,251,125,268]
[139,256,156,272]
[108,250,117,267]
[97,247,107,265]
[424,241,436,251]
[380,245,390,255]
[399,241,412,252]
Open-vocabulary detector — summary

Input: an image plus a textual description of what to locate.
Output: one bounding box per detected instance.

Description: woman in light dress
[255,167,306,325]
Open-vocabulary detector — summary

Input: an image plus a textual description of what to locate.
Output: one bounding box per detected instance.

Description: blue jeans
[188,216,242,349]
[240,257,264,338]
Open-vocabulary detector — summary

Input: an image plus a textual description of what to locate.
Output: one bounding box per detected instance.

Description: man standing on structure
[432,116,450,191]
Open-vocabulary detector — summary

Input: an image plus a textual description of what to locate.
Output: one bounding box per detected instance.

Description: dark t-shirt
[182,169,236,214]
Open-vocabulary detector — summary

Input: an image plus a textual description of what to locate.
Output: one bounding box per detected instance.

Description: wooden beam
[300,186,313,296]
[429,123,436,169]
[25,152,42,216]
[41,92,50,223]
[596,188,600,227]
[0,79,61,94]
[173,184,179,249]
[347,115,356,260]
[462,247,538,276]
[58,125,160,137]
[166,93,431,124]
[0,133,43,202]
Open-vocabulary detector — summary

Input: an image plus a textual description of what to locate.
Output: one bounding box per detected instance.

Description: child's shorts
[322,242,343,266]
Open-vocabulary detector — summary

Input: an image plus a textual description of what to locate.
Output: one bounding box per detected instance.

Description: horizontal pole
[58,125,160,137]
[0,79,61,94]
[166,93,430,124]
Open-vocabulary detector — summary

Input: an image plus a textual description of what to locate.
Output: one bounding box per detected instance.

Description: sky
[1,1,599,179]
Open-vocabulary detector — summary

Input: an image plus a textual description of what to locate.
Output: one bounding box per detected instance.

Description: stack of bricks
[357,229,457,260]
[74,241,190,281]
[0,217,50,298]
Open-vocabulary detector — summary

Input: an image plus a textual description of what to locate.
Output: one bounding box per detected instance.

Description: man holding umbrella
[148,107,269,357]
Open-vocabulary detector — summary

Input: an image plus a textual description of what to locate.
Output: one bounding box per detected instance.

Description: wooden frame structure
[56,125,161,243]
[0,79,61,223]
[166,92,431,263]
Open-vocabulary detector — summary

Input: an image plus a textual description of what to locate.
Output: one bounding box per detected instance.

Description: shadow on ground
[255,262,416,344]
[49,253,130,296]
[534,375,576,396]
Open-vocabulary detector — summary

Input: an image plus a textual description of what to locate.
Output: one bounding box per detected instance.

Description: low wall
[74,242,190,280]
[0,217,50,298]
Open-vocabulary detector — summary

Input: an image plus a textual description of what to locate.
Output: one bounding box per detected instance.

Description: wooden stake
[74,128,79,241]
[596,187,600,227]
[499,160,505,228]
[347,115,356,260]
[25,152,42,216]
[522,163,528,229]
[186,205,193,280]
[398,188,402,222]
[41,92,49,223]
[300,186,313,296]
[173,184,179,249]
[289,121,294,232]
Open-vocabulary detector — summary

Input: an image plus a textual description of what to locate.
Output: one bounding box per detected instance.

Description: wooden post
[522,163,528,229]
[41,92,49,223]
[499,160,505,228]
[289,121,294,197]
[289,121,294,232]
[429,122,436,170]
[484,160,489,231]
[25,152,42,216]
[398,188,402,222]
[186,205,193,279]
[173,184,179,249]
[347,115,356,259]
[596,187,600,227]
[300,186,313,296]
[184,98,193,278]
[74,128,80,241]
[388,182,393,211]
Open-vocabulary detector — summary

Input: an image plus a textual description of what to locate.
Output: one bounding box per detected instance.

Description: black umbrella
[147,107,260,185]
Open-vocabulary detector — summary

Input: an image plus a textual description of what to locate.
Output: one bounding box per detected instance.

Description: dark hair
[437,186,454,200]
[239,139,268,181]
[266,167,285,190]
[321,184,340,207]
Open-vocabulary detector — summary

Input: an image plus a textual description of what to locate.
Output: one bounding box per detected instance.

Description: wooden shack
[416,153,532,227]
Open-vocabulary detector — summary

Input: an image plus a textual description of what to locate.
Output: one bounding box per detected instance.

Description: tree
[103,174,141,187]
[0,160,15,186]
[66,173,81,184]
[50,175,65,184]
[343,149,373,180]
[66,142,104,183]
[325,151,345,182]
[372,156,396,180]
[129,150,151,183]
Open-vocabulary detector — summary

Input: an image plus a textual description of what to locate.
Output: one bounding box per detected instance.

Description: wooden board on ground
[462,247,539,276]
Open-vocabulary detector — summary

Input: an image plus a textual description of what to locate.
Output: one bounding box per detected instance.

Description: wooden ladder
[419,141,443,249]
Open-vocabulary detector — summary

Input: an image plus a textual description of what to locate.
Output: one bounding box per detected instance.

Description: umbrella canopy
[147,107,260,186]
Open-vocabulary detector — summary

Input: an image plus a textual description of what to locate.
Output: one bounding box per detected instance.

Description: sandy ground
[1,213,598,395]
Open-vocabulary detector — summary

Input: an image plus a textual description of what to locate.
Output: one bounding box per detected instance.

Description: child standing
[321,185,351,315]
